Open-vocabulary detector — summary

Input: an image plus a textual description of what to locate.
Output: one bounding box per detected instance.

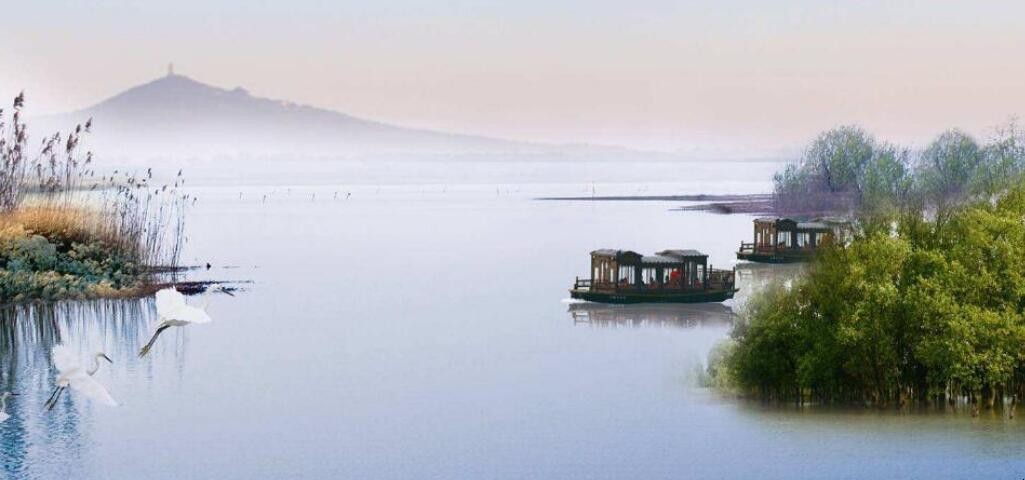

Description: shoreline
[0,280,248,307]
[536,193,775,215]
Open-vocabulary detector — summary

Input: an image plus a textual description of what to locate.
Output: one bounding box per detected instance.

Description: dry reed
[0,92,188,269]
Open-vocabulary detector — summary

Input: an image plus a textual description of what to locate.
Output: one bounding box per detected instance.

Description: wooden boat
[570,249,737,304]
[736,217,850,263]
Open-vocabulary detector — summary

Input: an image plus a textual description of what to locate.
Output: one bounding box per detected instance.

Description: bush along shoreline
[711,185,1025,414]
[704,122,1025,414]
[0,93,190,303]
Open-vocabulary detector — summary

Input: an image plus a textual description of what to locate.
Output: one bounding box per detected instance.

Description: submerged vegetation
[708,123,1025,412]
[0,93,189,302]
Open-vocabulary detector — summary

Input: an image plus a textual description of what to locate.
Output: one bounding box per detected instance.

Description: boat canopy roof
[754,217,844,232]
[591,248,707,265]
[796,221,831,231]
[591,248,640,258]
[641,255,684,265]
[658,249,706,259]
[754,216,794,224]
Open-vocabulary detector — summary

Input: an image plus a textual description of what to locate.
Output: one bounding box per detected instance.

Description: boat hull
[569,288,737,304]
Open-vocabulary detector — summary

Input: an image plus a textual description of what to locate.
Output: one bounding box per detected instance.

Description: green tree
[974,122,1025,197]
[913,129,982,216]
[770,125,877,213]
[722,183,1025,407]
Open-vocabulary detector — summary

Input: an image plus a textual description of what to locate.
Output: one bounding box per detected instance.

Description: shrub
[0,93,188,302]
[721,184,1025,408]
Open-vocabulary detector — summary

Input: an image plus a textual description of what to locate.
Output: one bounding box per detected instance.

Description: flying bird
[139,285,232,357]
[45,345,117,410]
[0,392,19,422]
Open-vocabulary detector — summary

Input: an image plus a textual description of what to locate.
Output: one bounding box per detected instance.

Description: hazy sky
[2,0,1024,155]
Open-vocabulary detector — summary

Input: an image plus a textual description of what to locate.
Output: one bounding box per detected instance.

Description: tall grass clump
[0,93,190,302]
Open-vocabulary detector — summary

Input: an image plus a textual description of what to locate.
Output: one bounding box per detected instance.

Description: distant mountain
[35,72,541,156]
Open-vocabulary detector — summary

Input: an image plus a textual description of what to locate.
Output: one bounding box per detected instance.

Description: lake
[1,159,1022,479]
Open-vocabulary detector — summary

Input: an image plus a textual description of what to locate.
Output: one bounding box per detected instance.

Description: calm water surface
[1,160,1022,479]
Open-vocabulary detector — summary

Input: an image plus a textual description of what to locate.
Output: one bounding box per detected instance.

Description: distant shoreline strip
[535,193,774,215]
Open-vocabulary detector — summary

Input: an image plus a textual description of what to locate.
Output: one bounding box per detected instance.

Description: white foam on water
[560,298,590,304]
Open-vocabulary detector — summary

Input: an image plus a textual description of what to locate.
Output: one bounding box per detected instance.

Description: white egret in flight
[139,284,232,357]
[45,345,117,410]
[0,392,19,422]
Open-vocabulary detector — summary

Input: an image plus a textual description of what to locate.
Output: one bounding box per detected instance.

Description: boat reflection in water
[568,302,735,328]
[0,299,165,479]
[732,261,806,308]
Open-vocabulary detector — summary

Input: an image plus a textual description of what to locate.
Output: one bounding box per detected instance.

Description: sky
[1,0,1024,156]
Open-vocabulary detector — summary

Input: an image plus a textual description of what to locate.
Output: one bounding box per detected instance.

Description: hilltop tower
[167,62,175,77]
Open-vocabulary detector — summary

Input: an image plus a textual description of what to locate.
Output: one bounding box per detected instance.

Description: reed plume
[0,92,187,270]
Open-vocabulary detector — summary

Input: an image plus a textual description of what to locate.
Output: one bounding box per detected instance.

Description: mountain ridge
[35,72,546,156]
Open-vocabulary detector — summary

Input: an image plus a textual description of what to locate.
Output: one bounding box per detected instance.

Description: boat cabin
[737,217,850,263]
[572,248,736,304]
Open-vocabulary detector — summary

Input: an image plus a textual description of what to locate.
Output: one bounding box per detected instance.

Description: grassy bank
[0,93,188,303]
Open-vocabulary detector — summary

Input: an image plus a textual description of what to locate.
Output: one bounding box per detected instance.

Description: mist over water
[1,157,1022,479]
[114,155,784,190]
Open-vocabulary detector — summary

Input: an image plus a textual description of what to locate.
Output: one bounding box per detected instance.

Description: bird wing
[155,288,186,318]
[177,305,213,324]
[68,373,118,407]
[52,344,79,372]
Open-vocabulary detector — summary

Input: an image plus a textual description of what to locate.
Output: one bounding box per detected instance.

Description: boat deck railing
[738,241,821,254]
[575,268,736,292]
[707,268,736,289]
[573,277,593,290]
